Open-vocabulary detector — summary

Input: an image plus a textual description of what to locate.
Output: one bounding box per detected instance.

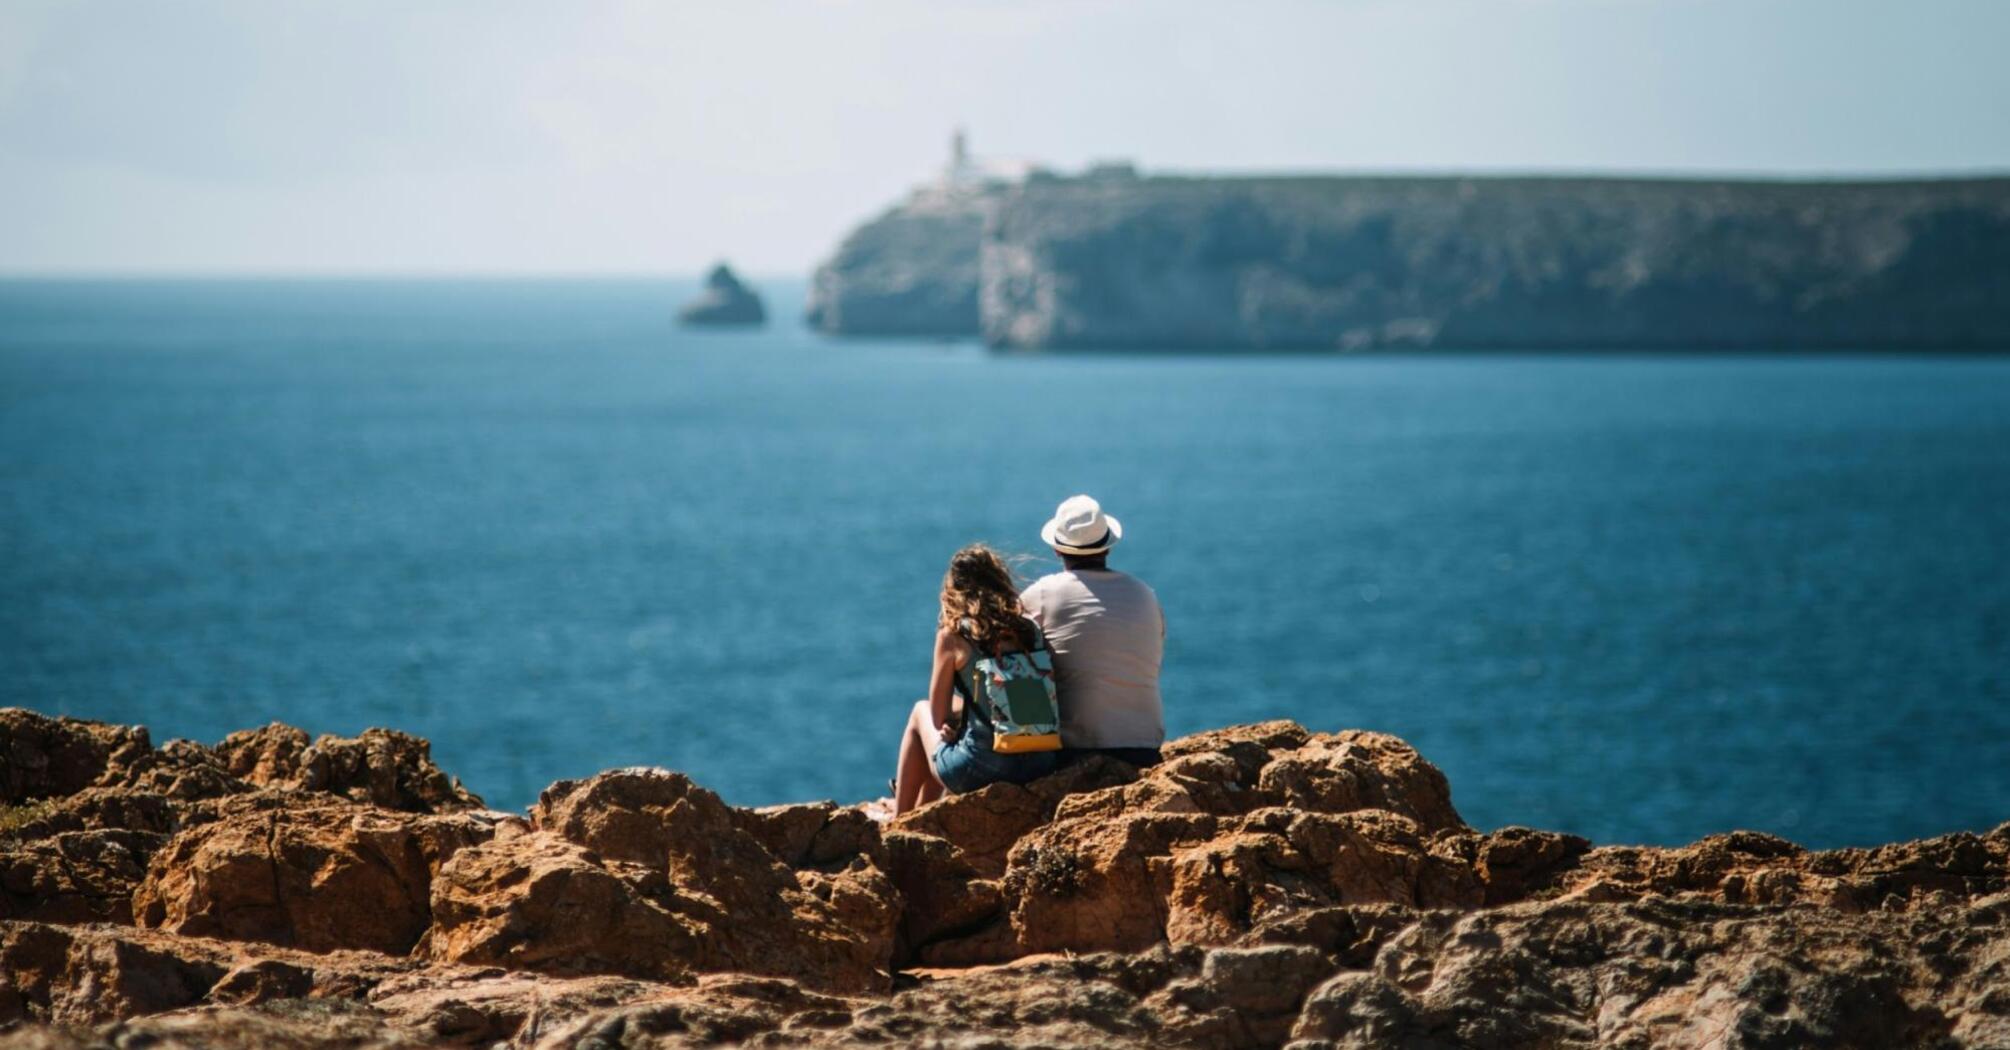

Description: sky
[1,0,2006,276]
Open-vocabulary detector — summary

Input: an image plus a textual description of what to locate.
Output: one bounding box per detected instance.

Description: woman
[892,544,1062,815]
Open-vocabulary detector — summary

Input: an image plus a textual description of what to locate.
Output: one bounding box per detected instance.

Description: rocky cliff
[805,190,991,338]
[809,174,2010,351]
[2,706,2006,1048]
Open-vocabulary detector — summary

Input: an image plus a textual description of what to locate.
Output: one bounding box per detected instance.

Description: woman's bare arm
[927,627,965,732]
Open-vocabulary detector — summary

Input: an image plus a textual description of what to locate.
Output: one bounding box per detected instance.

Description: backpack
[961,620,1063,754]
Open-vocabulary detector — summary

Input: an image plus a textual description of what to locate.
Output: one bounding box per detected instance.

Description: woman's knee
[907,699,931,728]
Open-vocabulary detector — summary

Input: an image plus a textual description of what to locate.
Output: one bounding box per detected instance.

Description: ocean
[3,277,2006,848]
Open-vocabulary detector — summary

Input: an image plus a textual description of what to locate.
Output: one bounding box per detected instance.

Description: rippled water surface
[3,278,2007,847]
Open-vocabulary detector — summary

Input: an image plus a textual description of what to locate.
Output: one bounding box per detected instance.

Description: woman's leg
[894,700,946,815]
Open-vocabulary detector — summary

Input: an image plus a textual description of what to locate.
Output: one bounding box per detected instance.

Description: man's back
[1022,568,1165,749]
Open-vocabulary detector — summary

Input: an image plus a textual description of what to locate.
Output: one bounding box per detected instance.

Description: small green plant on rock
[0,799,56,837]
[1013,845,1085,898]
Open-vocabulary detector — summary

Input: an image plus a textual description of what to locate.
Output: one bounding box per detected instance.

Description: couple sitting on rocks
[892,495,1166,815]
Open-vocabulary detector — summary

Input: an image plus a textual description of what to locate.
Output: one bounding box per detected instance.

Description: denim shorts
[933,730,1062,794]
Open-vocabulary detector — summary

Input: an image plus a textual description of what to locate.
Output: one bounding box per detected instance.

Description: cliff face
[3,706,2007,1048]
[804,190,994,338]
[811,174,2010,350]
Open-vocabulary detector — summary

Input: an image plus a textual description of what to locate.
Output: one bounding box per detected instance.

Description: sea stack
[678,262,766,327]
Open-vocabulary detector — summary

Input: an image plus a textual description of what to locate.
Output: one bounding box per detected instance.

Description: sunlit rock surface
[2,706,2005,1048]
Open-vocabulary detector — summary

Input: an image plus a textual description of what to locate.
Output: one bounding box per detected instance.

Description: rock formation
[676,263,766,327]
[804,190,992,338]
[1,705,2005,1048]
[808,173,2010,351]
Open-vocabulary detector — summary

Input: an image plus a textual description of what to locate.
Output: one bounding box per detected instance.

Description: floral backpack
[959,620,1063,754]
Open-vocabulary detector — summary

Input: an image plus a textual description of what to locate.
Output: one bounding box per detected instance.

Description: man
[1020,494,1165,768]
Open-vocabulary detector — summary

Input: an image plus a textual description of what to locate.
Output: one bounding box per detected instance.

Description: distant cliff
[809,174,2010,351]
[805,192,990,338]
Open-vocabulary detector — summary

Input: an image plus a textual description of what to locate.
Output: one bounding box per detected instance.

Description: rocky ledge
[1,707,2005,1048]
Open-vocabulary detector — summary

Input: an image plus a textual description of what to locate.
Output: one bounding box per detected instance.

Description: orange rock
[132,793,495,954]
[0,708,151,803]
[419,832,705,983]
[447,768,897,994]
[214,724,482,813]
[0,828,162,924]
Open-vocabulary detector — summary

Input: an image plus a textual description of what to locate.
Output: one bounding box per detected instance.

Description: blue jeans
[932,719,1062,793]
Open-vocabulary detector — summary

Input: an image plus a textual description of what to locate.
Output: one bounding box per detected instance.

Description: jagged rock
[369,972,678,1045]
[77,1002,428,1049]
[1165,809,1482,948]
[1289,894,2010,1049]
[206,957,315,1005]
[1,787,177,840]
[104,739,249,802]
[1251,730,1468,836]
[0,920,433,1031]
[419,831,707,983]
[212,725,482,814]
[532,768,732,866]
[0,921,227,1027]
[891,755,1138,877]
[0,709,151,803]
[1237,902,1422,969]
[913,724,1482,962]
[7,708,2010,1048]
[0,829,163,924]
[1467,825,1594,905]
[1551,822,2010,911]
[677,264,766,327]
[732,801,842,867]
[441,768,896,994]
[733,801,884,872]
[1148,944,1335,1047]
[132,793,496,954]
[210,723,313,787]
[524,974,863,1049]
[882,829,1002,957]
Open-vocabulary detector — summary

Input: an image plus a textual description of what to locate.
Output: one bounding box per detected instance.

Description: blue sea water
[2,277,2006,849]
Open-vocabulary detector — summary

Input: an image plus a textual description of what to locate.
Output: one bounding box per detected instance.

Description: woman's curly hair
[939,544,1034,652]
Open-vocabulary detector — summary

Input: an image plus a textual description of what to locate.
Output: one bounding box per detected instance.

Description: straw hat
[1040,494,1123,555]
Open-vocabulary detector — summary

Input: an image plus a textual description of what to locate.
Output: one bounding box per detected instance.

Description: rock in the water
[677,263,766,327]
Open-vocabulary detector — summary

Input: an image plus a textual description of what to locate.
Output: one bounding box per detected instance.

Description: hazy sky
[3,0,2006,275]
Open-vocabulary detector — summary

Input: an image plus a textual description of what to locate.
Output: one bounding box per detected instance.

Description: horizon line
[0,270,813,282]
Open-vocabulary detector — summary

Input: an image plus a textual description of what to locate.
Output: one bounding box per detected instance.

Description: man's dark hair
[1059,551,1109,571]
